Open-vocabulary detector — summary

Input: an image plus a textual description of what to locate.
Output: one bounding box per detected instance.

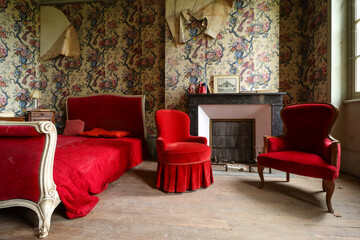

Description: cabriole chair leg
[323,179,335,213]
[322,179,326,192]
[258,164,265,189]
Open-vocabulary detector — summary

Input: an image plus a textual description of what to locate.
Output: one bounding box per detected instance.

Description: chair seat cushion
[257,151,338,180]
[161,142,211,165]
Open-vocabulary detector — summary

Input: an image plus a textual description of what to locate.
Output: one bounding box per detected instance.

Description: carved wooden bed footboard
[0,121,60,238]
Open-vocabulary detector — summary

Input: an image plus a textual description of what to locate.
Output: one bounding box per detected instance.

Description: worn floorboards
[0,160,360,240]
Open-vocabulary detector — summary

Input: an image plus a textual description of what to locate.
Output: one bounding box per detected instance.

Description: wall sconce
[31,90,41,109]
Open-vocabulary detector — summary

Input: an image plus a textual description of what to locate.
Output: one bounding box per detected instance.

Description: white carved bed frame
[0,121,60,238]
[0,94,147,238]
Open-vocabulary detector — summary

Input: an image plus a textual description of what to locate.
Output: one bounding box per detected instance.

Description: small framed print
[213,75,240,93]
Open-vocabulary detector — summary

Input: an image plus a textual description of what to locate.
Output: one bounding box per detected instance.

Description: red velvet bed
[0,94,148,238]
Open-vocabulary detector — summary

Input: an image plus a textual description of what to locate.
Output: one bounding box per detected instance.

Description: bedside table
[27,110,55,124]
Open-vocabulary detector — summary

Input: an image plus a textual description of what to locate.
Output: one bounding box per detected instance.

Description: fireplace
[211,119,255,164]
[188,93,285,167]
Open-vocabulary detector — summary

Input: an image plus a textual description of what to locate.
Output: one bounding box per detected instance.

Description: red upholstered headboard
[66,94,146,139]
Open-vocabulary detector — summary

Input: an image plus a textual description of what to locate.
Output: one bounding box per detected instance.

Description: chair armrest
[263,135,287,153]
[187,136,207,145]
[156,137,168,152]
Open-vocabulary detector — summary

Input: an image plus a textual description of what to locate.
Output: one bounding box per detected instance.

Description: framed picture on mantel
[213,75,240,93]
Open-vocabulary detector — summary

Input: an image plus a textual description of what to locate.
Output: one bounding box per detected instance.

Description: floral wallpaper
[0,0,39,116]
[39,1,165,136]
[165,0,280,111]
[279,0,328,105]
[0,0,165,137]
[0,0,328,137]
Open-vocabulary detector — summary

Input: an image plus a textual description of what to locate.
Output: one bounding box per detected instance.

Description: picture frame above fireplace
[213,75,240,93]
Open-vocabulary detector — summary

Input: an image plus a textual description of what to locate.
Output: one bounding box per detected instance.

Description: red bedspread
[54,136,143,218]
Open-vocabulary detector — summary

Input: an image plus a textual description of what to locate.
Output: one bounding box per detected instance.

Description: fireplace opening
[210,119,255,165]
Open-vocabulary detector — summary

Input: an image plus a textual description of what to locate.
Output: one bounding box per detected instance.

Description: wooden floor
[1,160,360,240]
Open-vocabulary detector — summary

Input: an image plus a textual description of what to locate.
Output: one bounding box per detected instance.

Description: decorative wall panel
[165,0,280,111]
[0,0,165,137]
[279,0,328,105]
[0,0,329,137]
[0,0,39,116]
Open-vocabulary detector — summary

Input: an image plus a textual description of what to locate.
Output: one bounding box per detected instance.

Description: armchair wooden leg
[286,172,290,182]
[323,179,335,213]
[258,164,265,189]
[322,179,326,192]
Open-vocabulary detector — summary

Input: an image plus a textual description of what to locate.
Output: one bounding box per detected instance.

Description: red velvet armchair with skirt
[155,110,214,192]
[257,103,341,214]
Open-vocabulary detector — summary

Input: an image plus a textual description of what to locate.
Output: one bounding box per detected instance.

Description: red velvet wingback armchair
[155,110,214,192]
[257,103,341,213]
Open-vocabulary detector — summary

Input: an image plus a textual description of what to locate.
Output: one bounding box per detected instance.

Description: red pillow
[63,119,85,136]
[101,131,130,138]
[80,128,131,138]
[80,128,106,137]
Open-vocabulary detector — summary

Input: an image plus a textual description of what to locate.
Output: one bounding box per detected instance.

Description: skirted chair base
[156,160,214,193]
[155,109,214,193]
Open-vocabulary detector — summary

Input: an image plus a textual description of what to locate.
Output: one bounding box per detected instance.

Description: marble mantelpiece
[188,92,286,137]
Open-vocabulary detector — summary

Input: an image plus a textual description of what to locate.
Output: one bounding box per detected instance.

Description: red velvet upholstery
[55,136,143,218]
[0,94,148,230]
[0,126,43,203]
[100,130,131,138]
[80,128,105,137]
[67,94,149,158]
[256,103,341,213]
[0,125,41,137]
[258,151,338,180]
[156,110,213,192]
[67,95,145,138]
[0,132,144,218]
[59,94,147,217]
[160,142,211,164]
[80,128,130,138]
[63,119,85,136]
[257,103,340,180]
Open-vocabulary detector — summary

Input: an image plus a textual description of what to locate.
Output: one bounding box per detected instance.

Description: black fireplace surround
[188,92,286,137]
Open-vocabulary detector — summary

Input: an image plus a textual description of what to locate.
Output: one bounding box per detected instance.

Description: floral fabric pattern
[165,0,280,111]
[279,0,327,105]
[0,0,39,116]
[0,0,328,137]
[0,0,165,137]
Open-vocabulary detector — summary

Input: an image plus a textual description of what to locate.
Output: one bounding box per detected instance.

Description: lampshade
[32,90,41,99]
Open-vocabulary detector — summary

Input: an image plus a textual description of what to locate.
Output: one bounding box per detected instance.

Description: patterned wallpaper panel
[0,0,328,137]
[0,0,39,116]
[0,0,165,137]
[280,0,328,105]
[40,1,165,136]
[165,0,280,111]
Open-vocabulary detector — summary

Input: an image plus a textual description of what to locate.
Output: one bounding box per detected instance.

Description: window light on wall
[352,0,360,98]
